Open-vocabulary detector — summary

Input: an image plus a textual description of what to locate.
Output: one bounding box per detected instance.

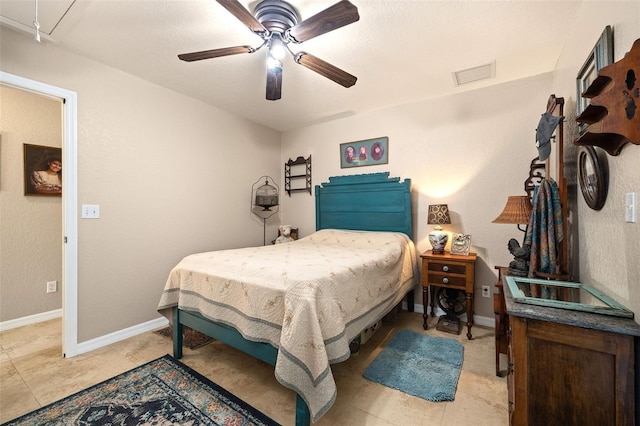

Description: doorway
[0,71,78,357]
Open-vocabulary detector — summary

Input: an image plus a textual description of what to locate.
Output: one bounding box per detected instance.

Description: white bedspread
[157,229,417,422]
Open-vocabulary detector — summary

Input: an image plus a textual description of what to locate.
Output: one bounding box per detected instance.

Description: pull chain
[33,0,41,42]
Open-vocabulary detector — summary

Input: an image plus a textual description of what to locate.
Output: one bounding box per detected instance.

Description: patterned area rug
[154,325,215,350]
[363,329,464,402]
[4,355,279,425]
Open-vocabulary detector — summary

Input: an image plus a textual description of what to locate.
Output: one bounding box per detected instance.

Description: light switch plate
[81,204,100,219]
[625,193,636,223]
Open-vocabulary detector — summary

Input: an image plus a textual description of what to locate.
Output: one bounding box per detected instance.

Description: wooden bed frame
[171,172,413,426]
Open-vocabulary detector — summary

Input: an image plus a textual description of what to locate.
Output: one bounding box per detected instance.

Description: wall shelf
[285,155,311,196]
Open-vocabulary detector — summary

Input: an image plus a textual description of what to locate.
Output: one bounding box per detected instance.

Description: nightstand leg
[422,286,429,329]
[465,292,474,339]
[429,286,436,317]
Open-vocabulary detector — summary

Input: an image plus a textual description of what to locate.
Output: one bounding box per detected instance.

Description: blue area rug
[363,329,464,402]
[3,354,279,425]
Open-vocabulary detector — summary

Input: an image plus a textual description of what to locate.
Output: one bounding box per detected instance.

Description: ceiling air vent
[452,62,495,86]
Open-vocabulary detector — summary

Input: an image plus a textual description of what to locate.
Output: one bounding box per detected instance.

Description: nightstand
[421,250,477,339]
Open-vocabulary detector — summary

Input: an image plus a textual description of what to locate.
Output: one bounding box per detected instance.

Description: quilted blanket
[157,229,417,422]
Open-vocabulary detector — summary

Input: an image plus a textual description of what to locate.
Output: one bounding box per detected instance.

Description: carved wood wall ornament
[576,38,640,155]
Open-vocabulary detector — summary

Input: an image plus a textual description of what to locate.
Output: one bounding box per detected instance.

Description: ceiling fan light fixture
[255,0,299,33]
[267,53,283,72]
[178,0,359,100]
[268,35,286,60]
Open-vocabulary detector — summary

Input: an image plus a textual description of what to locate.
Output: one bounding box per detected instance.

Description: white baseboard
[4,305,493,356]
[408,303,494,328]
[0,309,63,332]
[0,311,169,356]
[76,316,169,356]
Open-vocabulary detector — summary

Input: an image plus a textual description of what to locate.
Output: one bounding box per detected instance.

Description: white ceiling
[1,0,582,131]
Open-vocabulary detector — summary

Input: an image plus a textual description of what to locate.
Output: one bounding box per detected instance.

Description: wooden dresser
[504,282,640,425]
[494,266,509,376]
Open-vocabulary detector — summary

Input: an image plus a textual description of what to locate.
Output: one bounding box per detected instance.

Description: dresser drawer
[427,262,466,275]
[427,273,467,287]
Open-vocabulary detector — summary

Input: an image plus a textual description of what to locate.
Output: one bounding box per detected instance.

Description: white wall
[1,27,282,341]
[281,73,555,319]
[280,1,640,320]
[551,1,640,314]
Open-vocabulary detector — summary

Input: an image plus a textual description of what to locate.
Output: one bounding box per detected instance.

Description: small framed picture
[24,144,62,196]
[340,136,388,168]
[450,234,471,256]
[576,26,613,134]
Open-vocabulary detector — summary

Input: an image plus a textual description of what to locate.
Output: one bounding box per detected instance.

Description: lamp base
[428,227,449,254]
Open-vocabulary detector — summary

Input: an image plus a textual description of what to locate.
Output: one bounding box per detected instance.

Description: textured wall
[0,85,62,321]
[1,27,281,340]
[279,2,640,321]
[551,1,640,316]
[280,73,555,320]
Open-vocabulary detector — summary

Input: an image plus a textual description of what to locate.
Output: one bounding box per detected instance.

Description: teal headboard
[315,172,412,237]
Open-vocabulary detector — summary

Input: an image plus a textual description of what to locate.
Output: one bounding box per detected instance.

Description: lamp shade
[427,204,451,225]
[492,196,533,225]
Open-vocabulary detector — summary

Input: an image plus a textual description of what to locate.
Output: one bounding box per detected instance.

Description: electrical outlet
[625,192,636,223]
[481,285,490,298]
[81,204,100,219]
[47,281,57,293]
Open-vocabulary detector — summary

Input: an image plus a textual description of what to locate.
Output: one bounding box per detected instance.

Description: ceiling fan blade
[178,46,253,62]
[287,0,359,43]
[216,0,268,35]
[266,67,283,100]
[294,52,357,88]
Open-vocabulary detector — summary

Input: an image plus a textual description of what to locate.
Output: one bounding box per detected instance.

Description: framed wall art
[450,234,471,256]
[24,144,62,196]
[340,136,388,168]
[576,25,613,134]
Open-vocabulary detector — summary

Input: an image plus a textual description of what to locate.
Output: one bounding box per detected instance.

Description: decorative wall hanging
[578,146,608,210]
[575,36,640,155]
[284,155,311,196]
[251,176,279,245]
[23,144,62,196]
[340,136,388,168]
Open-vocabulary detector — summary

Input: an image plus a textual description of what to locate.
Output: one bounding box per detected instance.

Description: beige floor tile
[0,358,40,423]
[0,312,508,425]
[0,319,61,361]
[108,328,174,364]
[442,389,509,425]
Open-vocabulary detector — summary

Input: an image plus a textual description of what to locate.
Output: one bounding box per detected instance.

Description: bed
[157,172,416,425]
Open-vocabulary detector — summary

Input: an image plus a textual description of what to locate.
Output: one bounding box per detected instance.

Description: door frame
[1,71,78,357]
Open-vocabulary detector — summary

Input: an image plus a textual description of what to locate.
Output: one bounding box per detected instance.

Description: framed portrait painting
[340,136,388,168]
[24,144,62,196]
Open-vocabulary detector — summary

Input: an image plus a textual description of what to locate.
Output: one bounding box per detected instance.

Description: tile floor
[1,311,508,425]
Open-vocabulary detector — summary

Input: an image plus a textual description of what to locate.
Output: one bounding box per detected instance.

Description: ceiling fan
[178,0,359,101]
